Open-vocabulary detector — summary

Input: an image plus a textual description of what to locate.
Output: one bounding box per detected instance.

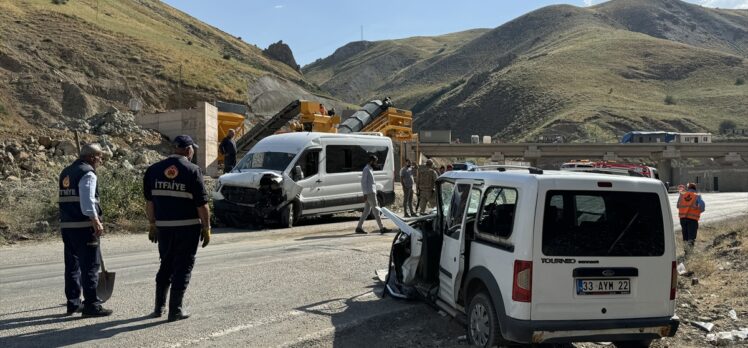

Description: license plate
[576,278,630,295]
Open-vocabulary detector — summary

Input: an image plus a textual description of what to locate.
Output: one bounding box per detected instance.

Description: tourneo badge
[62,176,70,188]
[164,165,179,179]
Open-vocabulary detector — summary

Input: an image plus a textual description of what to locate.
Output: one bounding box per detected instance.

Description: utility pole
[177,64,183,109]
[360,25,363,42]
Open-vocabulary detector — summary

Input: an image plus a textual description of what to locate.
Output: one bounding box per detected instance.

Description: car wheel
[279,203,296,228]
[614,340,652,348]
[467,291,500,348]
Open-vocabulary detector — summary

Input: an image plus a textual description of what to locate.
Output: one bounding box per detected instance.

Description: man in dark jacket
[144,135,211,321]
[219,129,237,173]
[58,143,113,317]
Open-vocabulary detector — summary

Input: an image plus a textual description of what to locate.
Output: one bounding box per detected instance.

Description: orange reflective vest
[677,191,702,221]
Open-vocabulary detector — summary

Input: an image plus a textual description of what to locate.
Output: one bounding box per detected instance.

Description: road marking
[168,292,383,347]
[169,310,304,347]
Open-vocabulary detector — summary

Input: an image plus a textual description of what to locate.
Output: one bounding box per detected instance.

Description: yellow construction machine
[236,99,417,157]
[360,106,415,142]
[216,102,247,166]
[288,101,341,133]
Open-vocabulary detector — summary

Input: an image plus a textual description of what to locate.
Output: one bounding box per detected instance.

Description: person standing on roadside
[416,159,439,215]
[677,182,705,256]
[400,159,415,217]
[219,129,237,173]
[144,135,211,321]
[58,143,113,317]
[356,155,391,234]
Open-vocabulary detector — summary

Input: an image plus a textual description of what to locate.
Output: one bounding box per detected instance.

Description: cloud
[274,4,284,9]
[697,0,748,9]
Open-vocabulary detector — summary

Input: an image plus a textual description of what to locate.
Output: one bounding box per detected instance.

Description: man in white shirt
[58,143,112,317]
[356,155,391,234]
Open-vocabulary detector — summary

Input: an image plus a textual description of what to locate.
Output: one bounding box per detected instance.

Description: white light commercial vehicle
[214,132,395,227]
[382,166,679,347]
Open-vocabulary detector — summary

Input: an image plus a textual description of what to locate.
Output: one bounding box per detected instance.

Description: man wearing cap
[355,155,391,234]
[144,135,211,321]
[58,143,113,317]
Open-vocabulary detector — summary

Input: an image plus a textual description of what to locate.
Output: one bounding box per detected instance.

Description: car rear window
[542,190,665,257]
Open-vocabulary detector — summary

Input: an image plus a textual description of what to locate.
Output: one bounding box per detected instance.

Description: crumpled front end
[213,170,301,227]
[380,208,438,300]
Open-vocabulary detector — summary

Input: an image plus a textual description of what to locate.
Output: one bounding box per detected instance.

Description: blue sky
[163,0,748,67]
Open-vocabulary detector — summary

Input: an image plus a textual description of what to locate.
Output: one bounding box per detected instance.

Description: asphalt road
[0,192,745,348]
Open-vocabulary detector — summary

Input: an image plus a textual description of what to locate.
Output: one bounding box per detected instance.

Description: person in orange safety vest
[677,183,705,255]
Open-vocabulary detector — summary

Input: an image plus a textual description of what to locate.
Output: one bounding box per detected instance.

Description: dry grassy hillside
[596,0,748,57]
[422,28,748,142]
[0,0,318,129]
[307,0,748,142]
[302,29,489,104]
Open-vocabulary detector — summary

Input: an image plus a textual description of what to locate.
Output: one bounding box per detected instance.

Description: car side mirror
[292,165,304,181]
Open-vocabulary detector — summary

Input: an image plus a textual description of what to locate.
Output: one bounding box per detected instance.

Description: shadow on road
[293,280,434,347]
[1,313,161,347]
[214,215,361,233]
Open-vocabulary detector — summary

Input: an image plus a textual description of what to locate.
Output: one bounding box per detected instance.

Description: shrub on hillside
[737,78,745,86]
[0,179,58,242]
[719,120,737,134]
[98,170,146,230]
[664,95,676,105]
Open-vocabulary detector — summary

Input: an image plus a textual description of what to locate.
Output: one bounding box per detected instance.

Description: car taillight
[670,261,677,300]
[512,260,532,302]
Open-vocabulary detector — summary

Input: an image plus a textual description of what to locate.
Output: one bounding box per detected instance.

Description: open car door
[437,179,480,307]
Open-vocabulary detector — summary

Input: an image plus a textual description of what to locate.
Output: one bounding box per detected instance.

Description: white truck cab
[383,166,679,347]
[214,132,395,227]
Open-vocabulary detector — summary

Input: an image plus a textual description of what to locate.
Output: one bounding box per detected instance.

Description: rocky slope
[305,0,748,142]
[0,0,343,241]
[0,0,328,130]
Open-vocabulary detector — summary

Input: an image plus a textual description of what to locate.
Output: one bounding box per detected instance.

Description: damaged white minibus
[214,132,395,227]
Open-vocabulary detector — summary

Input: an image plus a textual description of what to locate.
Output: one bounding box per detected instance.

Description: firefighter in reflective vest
[144,135,211,321]
[677,182,705,255]
[58,143,113,317]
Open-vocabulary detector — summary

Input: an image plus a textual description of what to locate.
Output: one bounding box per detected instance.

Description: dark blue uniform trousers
[62,228,101,310]
[680,218,699,246]
[156,226,201,294]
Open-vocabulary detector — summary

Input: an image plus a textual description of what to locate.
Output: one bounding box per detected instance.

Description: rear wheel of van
[613,340,652,348]
[467,291,500,348]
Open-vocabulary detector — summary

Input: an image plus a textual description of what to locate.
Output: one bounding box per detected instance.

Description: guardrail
[414,143,748,161]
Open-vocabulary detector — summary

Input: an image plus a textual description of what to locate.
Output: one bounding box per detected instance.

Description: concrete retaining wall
[136,102,219,177]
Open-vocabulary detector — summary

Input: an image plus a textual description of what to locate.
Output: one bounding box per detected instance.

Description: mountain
[596,0,748,57]
[302,29,489,105]
[0,0,334,131]
[305,0,748,142]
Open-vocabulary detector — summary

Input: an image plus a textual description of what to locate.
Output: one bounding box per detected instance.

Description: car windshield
[234,151,296,172]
